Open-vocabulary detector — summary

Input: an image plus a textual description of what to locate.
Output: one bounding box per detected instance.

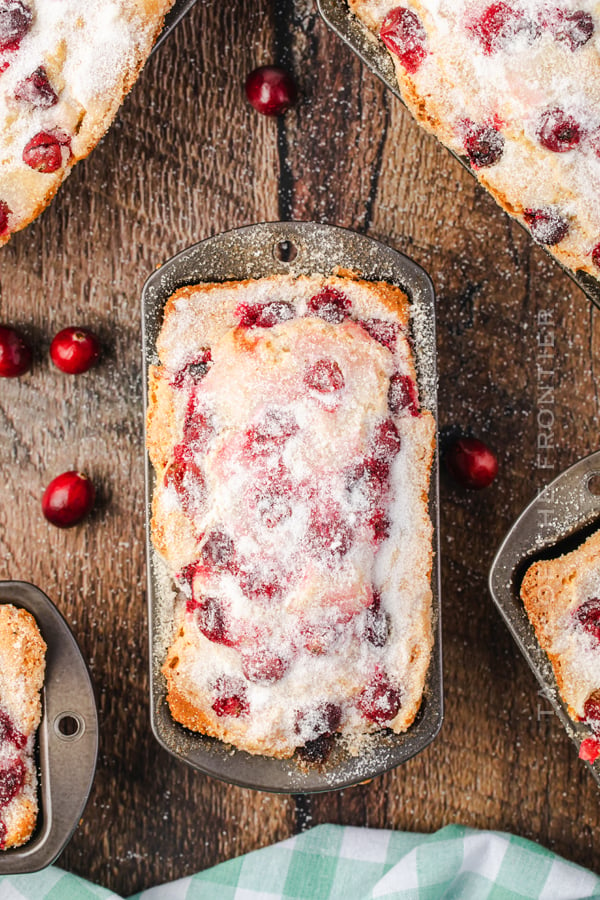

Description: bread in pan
[148,273,435,759]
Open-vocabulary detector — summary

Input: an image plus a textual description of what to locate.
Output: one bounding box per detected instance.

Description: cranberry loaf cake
[0,0,173,245]
[349,0,600,278]
[521,527,600,761]
[0,604,46,849]
[147,273,435,759]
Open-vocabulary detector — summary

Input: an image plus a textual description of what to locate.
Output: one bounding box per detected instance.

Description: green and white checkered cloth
[2,825,600,899]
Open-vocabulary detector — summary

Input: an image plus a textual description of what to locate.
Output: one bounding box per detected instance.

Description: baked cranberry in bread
[0,0,173,245]
[521,528,600,758]
[0,604,46,849]
[147,273,435,759]
[348,0,600,278]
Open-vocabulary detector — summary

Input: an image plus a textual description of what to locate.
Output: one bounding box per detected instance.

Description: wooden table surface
[1,0,600,894]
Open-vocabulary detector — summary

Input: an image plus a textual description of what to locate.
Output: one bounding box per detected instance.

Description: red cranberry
[0,710,25,749]
[171,349,212,388]
[345,456,389,501]
[245,65,298,116]
[183,407,214,451]
[15,66,58,108]
[548,10,594,50]
[256,487,292,528]
[236,300,294,327]
[537,107,582,153]
[523,207,569,245]
[468,3,526,53]
[196,596,236,646]
[372,419,402,462]
[307,288,351,323]
[364,593,389,647]
[211,678,249,718]
[0,758,25,807]
[306,508,352,559]
[304,359,345,393]
[50,326,100,374]
[0,0,31,52]
[592,243,600,269]
[584,691,600,731]
[201,530,236,570]
[380,7,428,73]
[23,130,70,173]
[0,325,32,377]
[245,409,298,455]
[0,199,10,236]
[241,649,289,683]
[360,318,399,350]
[574,598,600,642]
[164,446,206,516]
[294,703,342,741]
[444,436,498,489]
[238,567,282,603]
[0,820,6,849]
[579,737,600,763]
[368,509,391,544]
[464,122,505,168]
[357,673,402,724]
[42,470,95,527]
[388,372,419,416]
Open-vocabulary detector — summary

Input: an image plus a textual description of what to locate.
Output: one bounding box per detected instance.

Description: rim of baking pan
[151,0,198,54]
[316,0,600,311]
[489,450,600,784]
[141,221,443,793]
[0,582,99,873]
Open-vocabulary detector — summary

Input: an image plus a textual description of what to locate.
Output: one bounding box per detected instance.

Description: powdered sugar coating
[0,0,173,242]
[349,0,600,276]
[148,274,435,759]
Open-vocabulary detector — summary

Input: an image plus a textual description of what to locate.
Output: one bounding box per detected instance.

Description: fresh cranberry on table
[0,325,32,377]
[50,326,100,374]
[42,471,95,527]
[444,436,498,489]
[245,66,298,116]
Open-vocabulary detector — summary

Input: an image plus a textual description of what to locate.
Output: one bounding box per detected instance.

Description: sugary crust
[149,273,435,758]
[521,528,600,721]
[0,0,174,246]
[0,604,46,850]
[348,0,600,279]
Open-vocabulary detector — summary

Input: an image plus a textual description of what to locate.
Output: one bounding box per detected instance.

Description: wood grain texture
[0,0,599,893]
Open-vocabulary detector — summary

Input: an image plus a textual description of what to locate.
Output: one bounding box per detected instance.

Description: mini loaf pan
[489,451,600,785]
[142,221,443,793]
[317,0,600,311]
[0,582,98,874]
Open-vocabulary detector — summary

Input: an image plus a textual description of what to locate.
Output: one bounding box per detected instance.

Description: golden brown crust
[521,529,600,721]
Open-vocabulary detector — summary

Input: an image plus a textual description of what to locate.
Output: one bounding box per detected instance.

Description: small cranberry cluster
[1,323,99,526]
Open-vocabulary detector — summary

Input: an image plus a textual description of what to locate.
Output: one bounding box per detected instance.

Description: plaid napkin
[3,824,600,899]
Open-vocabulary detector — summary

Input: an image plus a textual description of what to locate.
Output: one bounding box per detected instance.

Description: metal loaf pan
[0,582,98,873]
[142,221,442,793]
[317,0,600,310]
[489,451,600,784]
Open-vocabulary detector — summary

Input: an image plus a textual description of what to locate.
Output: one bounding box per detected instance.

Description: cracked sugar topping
[350,0,600,276]
[149,274,435,759]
